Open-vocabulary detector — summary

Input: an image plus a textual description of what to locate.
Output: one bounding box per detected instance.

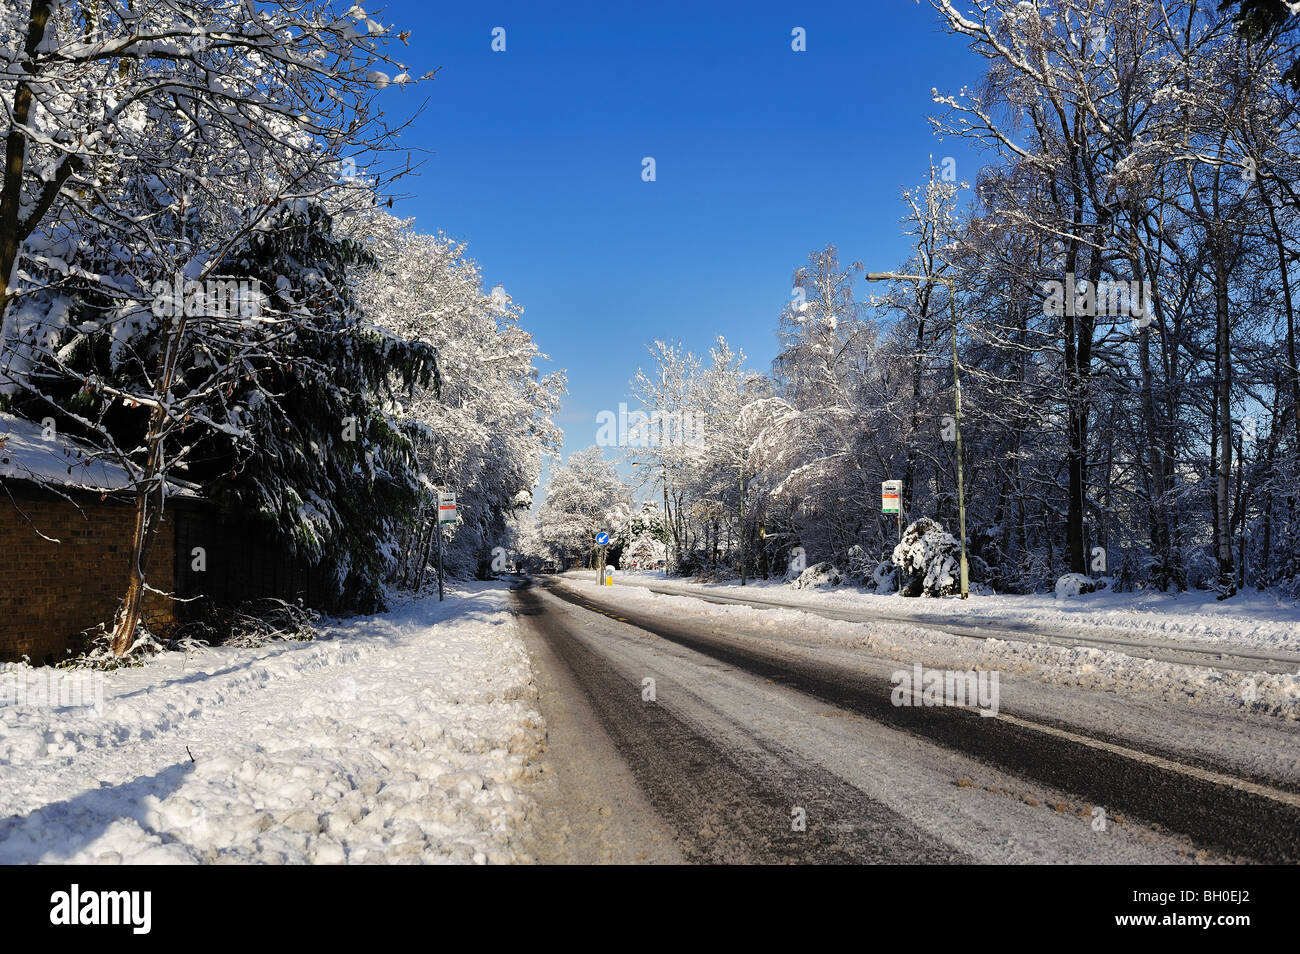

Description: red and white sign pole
[882,480,903,550]
[436,492,457,601]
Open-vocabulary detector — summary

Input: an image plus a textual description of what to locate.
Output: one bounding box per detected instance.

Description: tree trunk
[1133,250,1174,590]
[1064,255,1101,575]
[1259,375,1282,585]
[0,0,54,314]
[1214,257,1236,593]
[1259,182,1300,454]
[110,404,167,654]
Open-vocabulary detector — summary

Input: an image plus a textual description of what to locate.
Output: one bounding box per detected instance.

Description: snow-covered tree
[537,448,632,568]
[0,0,427,651]
[342,210,565,584]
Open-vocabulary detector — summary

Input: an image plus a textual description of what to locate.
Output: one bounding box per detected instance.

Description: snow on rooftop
[0,411,134,494]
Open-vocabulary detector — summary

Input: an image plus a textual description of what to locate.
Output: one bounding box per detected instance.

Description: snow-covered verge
[0,583,544,864]
[602,570,1300,655]
[565,576,1300,722]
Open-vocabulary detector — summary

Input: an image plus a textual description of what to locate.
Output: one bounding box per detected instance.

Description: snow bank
[601,572,1300,655]
[0,584,544,864]
[566,577,1300,721]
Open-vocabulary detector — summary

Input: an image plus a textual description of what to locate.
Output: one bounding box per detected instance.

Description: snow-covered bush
[58,623,165,671]
[846,545,871,581]
[844,544,896,592]
[1185,548,1223,592]
[790,562,843,589]
[1054,574,1107,599]
[869,560,898,593]
[165,599,319,650]
[892,518,960,597]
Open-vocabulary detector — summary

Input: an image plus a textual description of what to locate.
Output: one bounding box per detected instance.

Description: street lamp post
[866,271,969,599]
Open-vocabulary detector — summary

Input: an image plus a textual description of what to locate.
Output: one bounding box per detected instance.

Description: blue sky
[374,0,988,492]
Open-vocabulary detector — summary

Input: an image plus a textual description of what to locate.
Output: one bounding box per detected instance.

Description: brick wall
[0,489,176,664]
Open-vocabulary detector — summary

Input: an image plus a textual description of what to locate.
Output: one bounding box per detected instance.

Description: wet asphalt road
[514,578,1300,864]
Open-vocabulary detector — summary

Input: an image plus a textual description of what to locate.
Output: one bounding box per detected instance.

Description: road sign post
[882,479,903,550]
[434,520,443,601]
[595,531,610,585]
[882,479,904,593]
[436,492,457,602]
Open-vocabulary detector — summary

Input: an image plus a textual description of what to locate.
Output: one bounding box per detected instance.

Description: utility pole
[1235,426,1246,592]
[948,285,969,600]
[867,271,969,598]
[738,455,746,586]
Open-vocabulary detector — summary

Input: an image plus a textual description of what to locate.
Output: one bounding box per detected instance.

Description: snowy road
[517,577,1300,863]
[4,576,1294,865]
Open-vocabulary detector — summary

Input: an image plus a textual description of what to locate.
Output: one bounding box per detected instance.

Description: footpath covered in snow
[0,584,543,864]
